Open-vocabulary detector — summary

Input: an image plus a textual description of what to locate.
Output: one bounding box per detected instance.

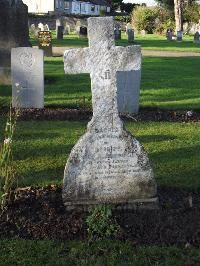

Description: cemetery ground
[30,31,200,53]
[0,55,200,264]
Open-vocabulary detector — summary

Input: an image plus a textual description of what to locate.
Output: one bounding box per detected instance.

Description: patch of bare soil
[0,186,200,247]
[0,107,199,122]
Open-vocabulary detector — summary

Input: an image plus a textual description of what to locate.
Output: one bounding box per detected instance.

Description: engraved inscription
[19,52,35,71]
[104,69,111,79]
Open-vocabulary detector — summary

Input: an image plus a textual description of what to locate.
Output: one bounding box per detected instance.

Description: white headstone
[56,19,62,28]
[62,17,157,210]
[38,23,44,31]
[44,24,49,31]
[126,22,132,33]
[11,47,44,108]
[64,24,70,35]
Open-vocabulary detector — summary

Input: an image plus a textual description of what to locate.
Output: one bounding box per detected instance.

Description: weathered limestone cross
[64,17,141,131]
[63,17,157,209]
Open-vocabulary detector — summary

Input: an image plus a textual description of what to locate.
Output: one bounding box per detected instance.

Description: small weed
[86,205,121,240]
[0,87,21,208]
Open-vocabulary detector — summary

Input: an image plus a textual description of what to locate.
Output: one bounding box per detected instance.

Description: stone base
[63,197,159,211]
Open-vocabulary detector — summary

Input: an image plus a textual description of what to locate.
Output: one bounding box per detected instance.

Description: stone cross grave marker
[63,17,157,210]
[11,47,44,108]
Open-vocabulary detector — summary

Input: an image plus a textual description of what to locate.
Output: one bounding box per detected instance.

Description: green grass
[0,119,199,190]
[1,57,200,110]
[0,239,199,265]
[30,31,200,52]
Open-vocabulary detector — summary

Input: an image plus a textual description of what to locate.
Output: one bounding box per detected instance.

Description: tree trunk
[174,0,183,32]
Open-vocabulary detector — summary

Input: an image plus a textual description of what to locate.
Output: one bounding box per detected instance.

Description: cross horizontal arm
[113,45,141,72]
[64,47,91,74]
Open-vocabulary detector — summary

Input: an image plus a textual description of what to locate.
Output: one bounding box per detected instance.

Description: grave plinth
[62,17,157,210]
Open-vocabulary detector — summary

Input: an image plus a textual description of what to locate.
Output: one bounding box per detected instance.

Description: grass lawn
[30,31,200,52]
[0,56,200,110]
[1,239,200,265]
[0,119,199,190]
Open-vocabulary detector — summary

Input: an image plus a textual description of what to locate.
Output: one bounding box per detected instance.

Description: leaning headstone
[63,17,157,210]
[79,26,87,38]
[127,29,134,43]
[11,47,44,108]
[177,31,183,42]
[57,26,64,40]
[0,0,29,68]
[194,32,200,44]
[38,31,52,57]
[166,29,173,41]
[114,27,121,40]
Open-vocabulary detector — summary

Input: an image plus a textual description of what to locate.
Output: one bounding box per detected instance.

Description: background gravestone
[57,26,64,40]
[127,29,134,43]
[11,47,44,108]
[38,31,52,57]
[126,23,132,33]
[64,24,70,35]
[194,32,200,44]
[0,0,30,68]
[166,29,173,41]
[79,27,87,38]
[75,20,82,35]
[177,31,183,42]
[117,70,141,114]
[114,28,121,40]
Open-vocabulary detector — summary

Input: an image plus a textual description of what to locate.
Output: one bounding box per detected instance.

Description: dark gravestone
[114,28,121,40]
[56,26,64,40]
[127,29,134,43]
[38,31,52,57]
[0,0,30,68]
[79,26,87,38]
